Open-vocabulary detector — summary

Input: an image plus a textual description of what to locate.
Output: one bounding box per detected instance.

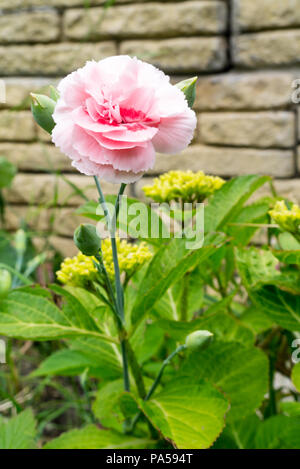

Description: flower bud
[185,330,213,351]
[30,93,56,134]
[0,269,12,299]
[175,77,198,108]
[74,224,100,256]
[49,86,60,102]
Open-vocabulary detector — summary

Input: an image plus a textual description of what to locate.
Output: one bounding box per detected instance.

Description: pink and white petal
[104,124,158,143]
[72,127,110,164]
[72,157,101,176]
[98,165,144,184]
[102,142,156,173]
[152,108,197,154]
[155,83,190,118]
[72,158,143,183]
[57,71,88,109]
[72,107,125,133]
[52,120,82,161]
[120,86,157,117]
[86,130,146,150]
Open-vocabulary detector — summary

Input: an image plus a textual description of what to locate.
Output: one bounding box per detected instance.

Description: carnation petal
[152,108,197,154]
[103,142,156,173]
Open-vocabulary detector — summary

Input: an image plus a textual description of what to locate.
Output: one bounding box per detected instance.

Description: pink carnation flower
[52,55,197,184]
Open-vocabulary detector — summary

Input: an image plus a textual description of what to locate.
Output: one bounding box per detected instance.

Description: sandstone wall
[0,0,299,256]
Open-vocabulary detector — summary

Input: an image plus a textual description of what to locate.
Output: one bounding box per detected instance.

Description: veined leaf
[255,415,300,449]
[214,414,261,449]
[130,319,165,365]
[205,175,269,233]
[157,311,254,346]
[239,306,274,334]
[236,247,300,294]
[131,234,224,325]
[152,267,204,321]
[44,425,154,449]
[70,337,123,380]
[0,409,36,449]
[92,380,125,431]
[227,201,269,246]
[50,284,101,333]
[182,341,268,422]
[251,286,300,331]
[0,290,116,343]
[136,377,229,449]
[31,346,122,380]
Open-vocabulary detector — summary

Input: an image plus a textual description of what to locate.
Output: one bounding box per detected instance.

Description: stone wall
[0,0,299,256]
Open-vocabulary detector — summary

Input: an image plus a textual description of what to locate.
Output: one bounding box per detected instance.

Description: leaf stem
[93,177,130,401]
[131,344,186,431]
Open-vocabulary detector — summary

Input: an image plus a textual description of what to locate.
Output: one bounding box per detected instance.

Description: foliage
[0,171,299,449]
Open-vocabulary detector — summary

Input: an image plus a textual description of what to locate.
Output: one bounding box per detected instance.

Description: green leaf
[130,319,165,365]
[92,380,125,430]
[131,234,224,325]
[278,232,300,250]
[236,247,279,289]
[157,311,254,346]
[0,156,16,189]
[255,415,300,449]
[214,414,261,449]
[227,201,269,246]
[44,425,154,449]
[182,341,268,422]
[136,377,229,449]
[292,363,300,392]
[70,336,122,379]
[205,175,269,233]
[0,409,36,449]
[31,346,121,379]
[175,77,197,108]
[239,306,274,334]
[0,290,115,343]
[251,286,300,331]
[152,267,204,321]
[273,249,300,265]
[50,284,102,333]
[280,402,300,417]
[236,246,300,294]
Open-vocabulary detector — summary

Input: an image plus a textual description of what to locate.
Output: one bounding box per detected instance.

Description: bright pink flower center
[84,95,157,132]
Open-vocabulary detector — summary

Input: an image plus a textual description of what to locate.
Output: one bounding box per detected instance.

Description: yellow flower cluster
[269,200,300,239]
[56,253,98,287]
[56,239,152,287]
[101,238,152,279]
[143,170,225,203]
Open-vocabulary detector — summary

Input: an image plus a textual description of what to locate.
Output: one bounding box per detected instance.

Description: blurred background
[0,0,300,257]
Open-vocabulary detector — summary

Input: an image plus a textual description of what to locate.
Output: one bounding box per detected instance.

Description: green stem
[93,177,130,402]
[131,344,186,431]
[126,341,146,399]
